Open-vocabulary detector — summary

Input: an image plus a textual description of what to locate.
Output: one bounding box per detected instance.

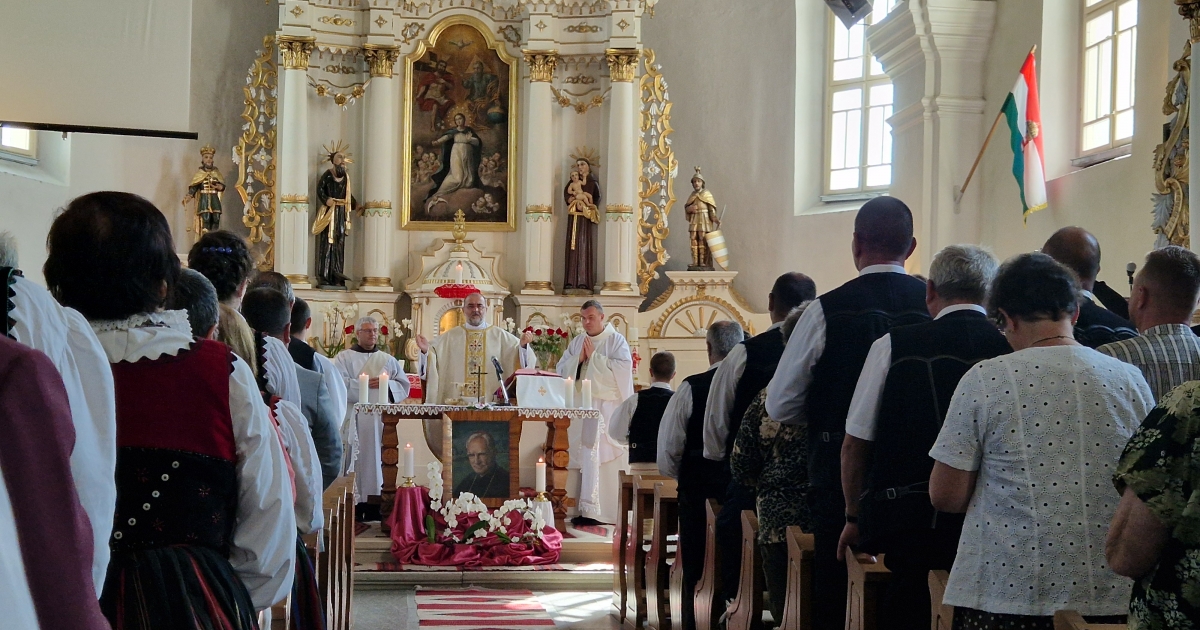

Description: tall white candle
[581,378,593,409]
[563,377,574,408]
[404,443,415,478]
[454,262,464,284]
[535,457,546,493]
[377,371,389,404]
[629,326,640,343]
[358,373,369,404]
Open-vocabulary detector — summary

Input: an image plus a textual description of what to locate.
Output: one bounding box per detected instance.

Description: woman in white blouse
[929,252,1153,629]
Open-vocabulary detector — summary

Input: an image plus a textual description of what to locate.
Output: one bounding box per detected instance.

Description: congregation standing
[2,187,1200,630]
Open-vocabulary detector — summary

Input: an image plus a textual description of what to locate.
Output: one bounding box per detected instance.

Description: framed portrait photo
[401,15,518,232]
[443,417,522,506]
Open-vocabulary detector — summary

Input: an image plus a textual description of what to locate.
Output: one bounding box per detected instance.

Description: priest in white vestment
[6,270,116,594]
[332,316,410,500]
[556,300,633,524]
[415,292,535,457]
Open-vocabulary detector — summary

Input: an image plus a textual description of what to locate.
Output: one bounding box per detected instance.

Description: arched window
[1080,0,1137,155]
[824,1,899,196]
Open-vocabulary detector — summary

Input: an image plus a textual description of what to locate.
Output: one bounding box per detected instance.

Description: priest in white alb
[332,316,410,503]
[556,299,633,525]
[415,292,535,456]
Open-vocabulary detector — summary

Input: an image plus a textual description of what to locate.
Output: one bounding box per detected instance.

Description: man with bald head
[766,196,931,629]
[1041,226,1137,348]
[417,291,536,405]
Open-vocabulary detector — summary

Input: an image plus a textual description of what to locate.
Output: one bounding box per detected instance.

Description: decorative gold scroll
[636,48,675,295]
[236,35,279,271]
[1153,36,1191,247]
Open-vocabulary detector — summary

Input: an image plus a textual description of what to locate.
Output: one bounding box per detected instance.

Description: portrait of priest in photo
[453,429,510,498]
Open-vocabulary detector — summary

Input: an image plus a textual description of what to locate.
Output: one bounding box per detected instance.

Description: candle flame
[538,457,544,463]
[406,443,411,448]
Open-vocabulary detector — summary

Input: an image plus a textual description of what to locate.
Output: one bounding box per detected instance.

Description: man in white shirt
[656,321,743,603]
[765,196,929,630]
[838,245,1009,630]
[608,351,676,472]
[702,272,815,606]
[556,299,634,525]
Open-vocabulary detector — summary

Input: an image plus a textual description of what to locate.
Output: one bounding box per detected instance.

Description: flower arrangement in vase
[523,325,571,370]
[312,302,359,358]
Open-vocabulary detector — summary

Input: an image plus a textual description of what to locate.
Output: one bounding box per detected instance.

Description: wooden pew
[626,474,671,627]
[319,474,356,630]
[844,553,891,630]
[725,511,764,630]
[694,499,724,630]
[1052,611,1127,630]
[613,471,633,621]
[778,526,815,630]
[668,500,688,630]
[929,570,952,630]
[647,480,680,630]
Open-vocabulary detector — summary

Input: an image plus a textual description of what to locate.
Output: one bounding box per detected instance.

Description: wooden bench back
[725,511,764,630]
[647,480,679,630]
[1053,610,1127,630]
[845,553,891,630]
[694,499,724,630]
[929,570,952,630]
[779,526,815,630]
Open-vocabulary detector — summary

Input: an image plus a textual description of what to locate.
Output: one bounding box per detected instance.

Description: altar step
[353,522,614,591]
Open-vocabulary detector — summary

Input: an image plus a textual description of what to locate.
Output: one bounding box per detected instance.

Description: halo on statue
[570,146,600,169]
[321,140,354,164]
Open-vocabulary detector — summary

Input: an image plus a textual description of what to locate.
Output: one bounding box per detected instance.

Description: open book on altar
[511,368,569,408]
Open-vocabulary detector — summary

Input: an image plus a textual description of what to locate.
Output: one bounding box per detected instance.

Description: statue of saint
[313,144,357,288]
[563,158,601,295]
[182,145,225,235]
[684,167,720,270]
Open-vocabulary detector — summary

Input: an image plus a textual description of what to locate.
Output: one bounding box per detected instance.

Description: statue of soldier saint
[684,166,720,270]
[313,143,358,288]
[182,144,225,236]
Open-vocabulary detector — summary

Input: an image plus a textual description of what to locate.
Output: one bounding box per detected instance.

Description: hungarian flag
[1002,52,1047,219]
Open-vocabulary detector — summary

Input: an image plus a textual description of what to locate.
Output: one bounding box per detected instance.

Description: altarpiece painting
[402,17,518,231]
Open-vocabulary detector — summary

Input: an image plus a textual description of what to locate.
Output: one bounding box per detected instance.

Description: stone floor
[352,589,621,629]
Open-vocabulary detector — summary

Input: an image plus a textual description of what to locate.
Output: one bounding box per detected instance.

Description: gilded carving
[375,15,389,28]
[606,204,633,222]
[551,87,608,114]
[522,281,554,292]
[564,75,595,85]
[605,48,638,82]
[1179,0,1200,41]
[318,14,354,27]
[361,200,394,217]
[236,36,279,271]
[523,50,559,82]
[566,22,601,34]
[401,22,425,45]
[525,204,552,223]
[364,44,400,78]
[323,65,358,74]
[637,48,675,294]
[278,36,316,70]
[1153,40,1191,248]
[281,194,308,204]
[497,25,521,46]
[647,294,750,339]
[289,6,304,18]
[535,20,548,31]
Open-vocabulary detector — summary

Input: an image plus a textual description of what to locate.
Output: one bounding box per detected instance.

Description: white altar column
[600,48,640,295]
[361,44,400,291]
[521,50,559,295]
[276,35,316,288]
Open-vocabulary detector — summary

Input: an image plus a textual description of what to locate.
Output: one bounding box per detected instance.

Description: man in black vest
[837,244,1011,630]
[608,351,677,471]
[1041,226,1137,347]
[766,196,929,630]
[703,272,816,605]
[657,321,744,614]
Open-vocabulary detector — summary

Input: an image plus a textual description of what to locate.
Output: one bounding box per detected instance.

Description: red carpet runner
[415,588,555,628]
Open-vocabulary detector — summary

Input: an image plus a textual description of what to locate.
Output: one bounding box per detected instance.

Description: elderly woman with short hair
[929,252,1154,629]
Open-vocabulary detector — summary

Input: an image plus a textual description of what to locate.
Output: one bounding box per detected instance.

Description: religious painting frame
[441,414,523,508]
[401,15,519,232]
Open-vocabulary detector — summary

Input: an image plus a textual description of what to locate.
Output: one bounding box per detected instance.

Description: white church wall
[642,0,859,311]
[978,0,1172,290]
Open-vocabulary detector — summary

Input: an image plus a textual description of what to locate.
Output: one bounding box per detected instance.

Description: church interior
[0,0,1195,629]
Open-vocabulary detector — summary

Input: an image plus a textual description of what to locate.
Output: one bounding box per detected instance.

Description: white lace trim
[89,310,192,335]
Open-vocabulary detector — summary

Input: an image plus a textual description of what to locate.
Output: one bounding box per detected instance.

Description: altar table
[353,404,603,533]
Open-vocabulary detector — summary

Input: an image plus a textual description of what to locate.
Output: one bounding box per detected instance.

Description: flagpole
[954,44,1037,204]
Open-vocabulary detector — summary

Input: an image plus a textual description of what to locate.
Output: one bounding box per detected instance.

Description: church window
[0,126,37,163]
[1080,0,1137,154]
[825,2,898,194]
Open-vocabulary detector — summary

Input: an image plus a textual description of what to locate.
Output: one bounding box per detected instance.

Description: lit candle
[535,457,546,493]
[454,262,464,284]
[563,377,574,408]
[377,371,389,404]
[581,378,593,409]
[404,443,415,478]
[358,373,369,405]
